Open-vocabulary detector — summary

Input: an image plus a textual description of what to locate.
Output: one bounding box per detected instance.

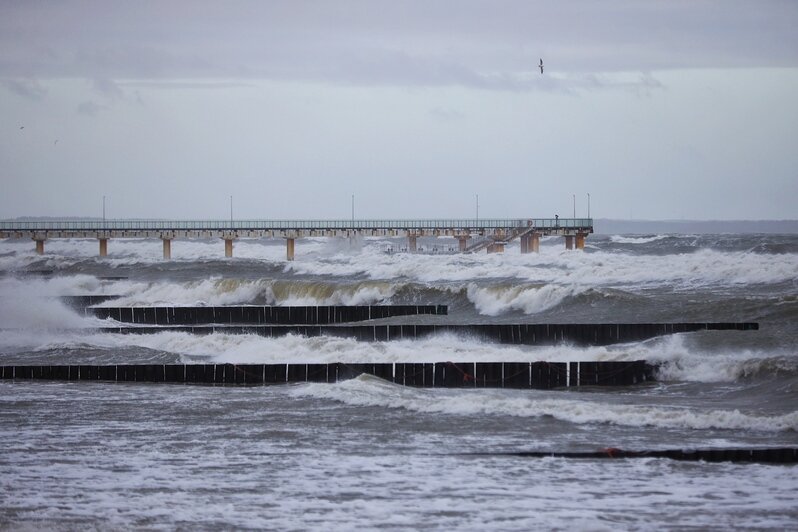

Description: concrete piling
[286,238,295,261]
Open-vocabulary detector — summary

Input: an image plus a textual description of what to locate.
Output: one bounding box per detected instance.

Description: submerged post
[224,238,234,258]
[458,236,469,252]
[34,239,45,255]
[162,238,172,260]
[286,238,295,261]
[98,238,108,257]
[408,235,418,253]
[576,233,586,250]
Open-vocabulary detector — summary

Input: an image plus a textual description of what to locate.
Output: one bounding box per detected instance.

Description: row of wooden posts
[0,360,655,388]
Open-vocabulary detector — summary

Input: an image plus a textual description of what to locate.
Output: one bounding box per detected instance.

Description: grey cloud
[2,78,47,100]
[92,77,124,99]
[0,0,795,91]
[76,101,104,116]
[428,107,465,122]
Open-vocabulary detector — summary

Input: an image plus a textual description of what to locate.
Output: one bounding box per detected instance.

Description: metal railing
[0,218,593,231]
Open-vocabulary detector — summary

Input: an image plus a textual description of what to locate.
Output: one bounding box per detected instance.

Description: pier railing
[0,218,593,231]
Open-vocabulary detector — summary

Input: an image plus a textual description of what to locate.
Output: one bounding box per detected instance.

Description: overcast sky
[1,1,797,220]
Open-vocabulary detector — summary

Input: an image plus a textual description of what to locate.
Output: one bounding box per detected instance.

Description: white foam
[610,235,670,244]
[294,375,798,432]
[0,275,102,330]
[99,278,399,307]
[466,282,583,315]
[2,237,796,290]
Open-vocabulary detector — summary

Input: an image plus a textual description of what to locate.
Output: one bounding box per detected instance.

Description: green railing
[0,218,593,231]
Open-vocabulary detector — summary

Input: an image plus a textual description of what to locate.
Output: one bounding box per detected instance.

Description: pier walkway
[1,218,593,260]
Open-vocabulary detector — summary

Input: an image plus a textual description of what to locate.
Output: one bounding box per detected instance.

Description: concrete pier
[6,218,594,260]
[35,239,45,255]
[576,233,586,250]
[162,238,172,260]
[286,238,295,261]
[565,235,574,250]
[99,238,108,257]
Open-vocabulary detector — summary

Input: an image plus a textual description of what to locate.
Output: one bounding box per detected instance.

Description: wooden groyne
[0,360,654,388]
[60,295,121,307]
[86,322,758,346]
[86,304,448,325]
[468,448,798,464]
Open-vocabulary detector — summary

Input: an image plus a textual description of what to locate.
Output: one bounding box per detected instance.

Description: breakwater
[86,304,448,325]
[86,322,758,345]
[471,448,798,464]
[0,360,654,388]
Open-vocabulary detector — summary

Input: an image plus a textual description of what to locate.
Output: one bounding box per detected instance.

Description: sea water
[1,234,796,529]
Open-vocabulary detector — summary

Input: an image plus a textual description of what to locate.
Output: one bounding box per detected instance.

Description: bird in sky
[54,140,58,145]
[539,59,544,74]
[19,126,24,130]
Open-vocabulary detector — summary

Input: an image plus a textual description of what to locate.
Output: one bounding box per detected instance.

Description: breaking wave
[294,376,798,432]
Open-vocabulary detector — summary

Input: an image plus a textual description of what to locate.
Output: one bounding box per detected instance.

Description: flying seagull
[19,126,24,130]
[539,58,544,74]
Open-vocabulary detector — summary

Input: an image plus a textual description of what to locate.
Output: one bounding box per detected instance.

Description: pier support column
[162,238,172,260]
[530,233,540,253]
[575,233,586,250]
[408,235,417,253]
[458,237,469,252]
[98,238,108,257]
[487,242,505,254]
[286,238,295,261]
[224,238,234,258]
[34,239,45,255]
[521,233,541,254]
[565,235,574,250]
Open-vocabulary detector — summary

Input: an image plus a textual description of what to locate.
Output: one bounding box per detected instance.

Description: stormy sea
[1,233,796,530]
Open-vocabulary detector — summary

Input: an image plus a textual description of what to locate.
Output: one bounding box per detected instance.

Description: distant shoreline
[594,219,798,234]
